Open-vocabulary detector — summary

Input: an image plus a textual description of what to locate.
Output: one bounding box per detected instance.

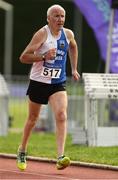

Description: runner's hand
[72,70,80,81]
[45,48,57,60]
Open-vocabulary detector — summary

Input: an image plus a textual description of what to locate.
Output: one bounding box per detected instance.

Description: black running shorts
[26,80,66,104]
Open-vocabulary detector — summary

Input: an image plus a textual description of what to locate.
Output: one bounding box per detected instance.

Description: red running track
[0,157,118,180]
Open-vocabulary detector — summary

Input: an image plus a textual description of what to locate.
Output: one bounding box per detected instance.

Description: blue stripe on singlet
[51,29,69,84]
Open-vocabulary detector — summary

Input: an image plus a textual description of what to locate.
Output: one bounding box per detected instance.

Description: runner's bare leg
[49,91,68,157]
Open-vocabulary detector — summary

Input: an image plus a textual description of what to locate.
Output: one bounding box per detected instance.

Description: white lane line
[0,169,80,180]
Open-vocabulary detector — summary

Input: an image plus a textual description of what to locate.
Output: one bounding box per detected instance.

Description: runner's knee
[56,111,67,122]
[28,113,39,127]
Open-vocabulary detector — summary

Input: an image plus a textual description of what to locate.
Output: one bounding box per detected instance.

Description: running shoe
[17,149,27,170]
[56,155,70,170]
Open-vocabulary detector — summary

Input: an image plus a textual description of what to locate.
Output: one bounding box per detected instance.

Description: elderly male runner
[17,4,80,170]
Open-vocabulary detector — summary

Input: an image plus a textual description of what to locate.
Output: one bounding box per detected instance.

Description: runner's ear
[47,16,49,23]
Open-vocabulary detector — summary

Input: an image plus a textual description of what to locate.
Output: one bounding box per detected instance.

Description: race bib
[41,67,61,79]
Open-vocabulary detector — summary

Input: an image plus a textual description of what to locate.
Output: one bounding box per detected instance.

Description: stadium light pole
[105,0,118,73]
[0,0,13,76]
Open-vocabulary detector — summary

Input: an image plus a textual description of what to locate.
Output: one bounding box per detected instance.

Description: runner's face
[48,9,65,31]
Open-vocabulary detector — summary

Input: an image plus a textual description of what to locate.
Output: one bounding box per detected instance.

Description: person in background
[17,4,80,171]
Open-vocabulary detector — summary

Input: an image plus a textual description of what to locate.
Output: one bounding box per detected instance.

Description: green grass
[9,98,28,128]
[0,132,118,166]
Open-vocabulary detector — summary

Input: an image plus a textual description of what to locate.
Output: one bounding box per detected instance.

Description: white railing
[83,73,118,146]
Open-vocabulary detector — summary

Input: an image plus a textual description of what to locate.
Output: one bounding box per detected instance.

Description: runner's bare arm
[66,29,80,80]
[19,28,47,64]
[20,28,57,64]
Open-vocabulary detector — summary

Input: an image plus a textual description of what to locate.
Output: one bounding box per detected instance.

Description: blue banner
[74,0,118,73]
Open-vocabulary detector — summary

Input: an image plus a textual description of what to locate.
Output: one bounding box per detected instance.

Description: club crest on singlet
[59,40,65,49]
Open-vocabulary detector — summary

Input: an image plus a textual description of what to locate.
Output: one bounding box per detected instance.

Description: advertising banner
[74,0,118,72]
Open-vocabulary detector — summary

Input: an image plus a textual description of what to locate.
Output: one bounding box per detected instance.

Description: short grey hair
[47,4,65,16]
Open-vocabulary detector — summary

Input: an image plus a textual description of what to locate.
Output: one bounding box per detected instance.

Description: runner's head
[47,5,66,31]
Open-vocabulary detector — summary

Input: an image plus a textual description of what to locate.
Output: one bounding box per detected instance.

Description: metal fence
[5,75,84,133]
